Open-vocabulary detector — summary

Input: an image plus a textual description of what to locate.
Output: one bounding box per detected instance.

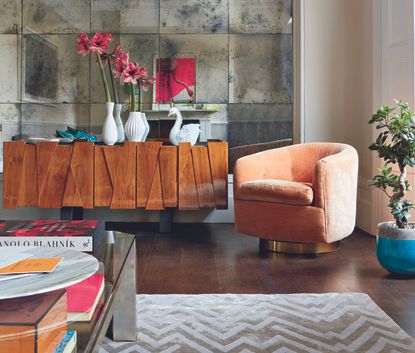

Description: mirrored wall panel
[0,0,293,167]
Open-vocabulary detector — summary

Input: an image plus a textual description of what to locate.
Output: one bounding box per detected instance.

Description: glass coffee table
[0,232,136,353]
[76,231,136,352]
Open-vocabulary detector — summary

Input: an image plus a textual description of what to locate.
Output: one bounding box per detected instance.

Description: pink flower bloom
[137,66,148,80]
[89,32,112,55]
[113,52,129,78]
[141,75,156,92]
[113,64,124,78]
[123,62,143,85]
[76,33,90,57]
[118,52,129,66]
[110,44,123,64]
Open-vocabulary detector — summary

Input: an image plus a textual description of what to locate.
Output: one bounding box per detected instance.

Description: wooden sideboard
[3,141,228,213]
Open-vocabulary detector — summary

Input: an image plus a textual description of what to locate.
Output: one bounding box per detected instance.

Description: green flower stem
[108,61,119,104]
[138,84,142,112]
[96,53,111,103]
[130,83,137,112]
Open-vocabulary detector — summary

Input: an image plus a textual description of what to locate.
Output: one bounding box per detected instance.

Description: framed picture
[153,55,197,111]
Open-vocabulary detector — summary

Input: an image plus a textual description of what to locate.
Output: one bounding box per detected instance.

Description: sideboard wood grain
[3,141,228,211]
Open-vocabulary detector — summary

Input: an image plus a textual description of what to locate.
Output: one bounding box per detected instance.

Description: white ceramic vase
[125,111,145,142]
[142,113,150,141]
[114,103,125,143]
[102,102,118,146]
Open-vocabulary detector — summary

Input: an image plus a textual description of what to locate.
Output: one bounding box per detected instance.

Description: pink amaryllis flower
[123,62,146,85]
[141,75,156,92]
[101,44,124,65]
[76,32,113,102]
[110,44,123,64]
[76,33,90,57]
[113,52,130,78]
[137,66,148,79]
[88,32,112,55]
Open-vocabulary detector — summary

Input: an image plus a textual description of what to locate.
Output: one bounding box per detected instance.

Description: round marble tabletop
[0,248,99,299]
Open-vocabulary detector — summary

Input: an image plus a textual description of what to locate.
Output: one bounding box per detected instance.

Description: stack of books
[0,220,105,253]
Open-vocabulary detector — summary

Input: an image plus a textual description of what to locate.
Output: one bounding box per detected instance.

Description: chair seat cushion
[236,179,314,206]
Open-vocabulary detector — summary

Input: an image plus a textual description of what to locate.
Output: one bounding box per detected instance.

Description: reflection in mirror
[154,56,196,110]
[24,35,58,102]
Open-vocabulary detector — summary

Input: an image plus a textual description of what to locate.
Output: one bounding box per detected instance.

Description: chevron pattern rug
[99,293,415,353]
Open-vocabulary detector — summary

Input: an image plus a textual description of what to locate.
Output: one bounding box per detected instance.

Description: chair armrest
[313,146,358,242]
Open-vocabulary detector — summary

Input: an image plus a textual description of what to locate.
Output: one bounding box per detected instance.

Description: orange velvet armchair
[233,143,359,253]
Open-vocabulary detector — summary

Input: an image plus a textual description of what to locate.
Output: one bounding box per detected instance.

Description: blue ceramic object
[377,236,415,275]
[56,127,97,142]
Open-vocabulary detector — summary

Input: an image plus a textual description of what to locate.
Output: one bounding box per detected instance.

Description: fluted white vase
[102,102,118,145]
[142,113,150,141]
[114,103,125,143]
[125,111,145,142]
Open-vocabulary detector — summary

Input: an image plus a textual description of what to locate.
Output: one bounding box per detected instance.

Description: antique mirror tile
[228,103,292,147]
[211,122,228,141]
[160,0,229,34]
[0,104,20,124]
[228,120,292,148]
[229,0,292,34]
[228,103,292,121]
[23,34,89,104]
[0,35,20,103]
[91,0,159,34]
[159,34,228,103]
[21,103,90,132]
[0,0,21,34]
[229,34,292,104]
[23,0,90,33]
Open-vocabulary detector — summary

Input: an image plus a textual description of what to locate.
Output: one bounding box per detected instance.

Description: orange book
[0,290,67,353]
[0,257,62,275]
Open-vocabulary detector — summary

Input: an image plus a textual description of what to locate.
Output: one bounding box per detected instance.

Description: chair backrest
[287,143,352,183]
[228,139,293,174]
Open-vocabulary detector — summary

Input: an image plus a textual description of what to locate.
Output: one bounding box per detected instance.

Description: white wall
[373,0,415,230]
[303,0,375,233]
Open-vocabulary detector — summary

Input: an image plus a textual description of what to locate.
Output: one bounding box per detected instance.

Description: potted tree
[369,99,415,275]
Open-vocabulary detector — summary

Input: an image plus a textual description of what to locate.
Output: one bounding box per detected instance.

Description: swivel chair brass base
[260,239,341,254]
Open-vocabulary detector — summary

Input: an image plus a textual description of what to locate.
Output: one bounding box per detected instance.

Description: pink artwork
[155,57,196,103]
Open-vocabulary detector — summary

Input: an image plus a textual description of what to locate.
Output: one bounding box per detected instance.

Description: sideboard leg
[60,207,84,220]
[160,209,173,233]
[72,207,84,220]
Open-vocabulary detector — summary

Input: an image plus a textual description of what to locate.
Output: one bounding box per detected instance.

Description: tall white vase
[125,111,145,142]
[102,102,118,145]
[114,103,125,143]
[142,113,150,141]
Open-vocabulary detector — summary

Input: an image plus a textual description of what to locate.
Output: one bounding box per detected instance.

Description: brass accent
[259,239,341,254]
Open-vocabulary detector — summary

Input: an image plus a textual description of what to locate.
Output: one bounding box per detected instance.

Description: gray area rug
[99,293,415,353]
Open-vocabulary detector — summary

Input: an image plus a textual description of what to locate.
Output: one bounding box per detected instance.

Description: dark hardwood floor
[110,223,415,338]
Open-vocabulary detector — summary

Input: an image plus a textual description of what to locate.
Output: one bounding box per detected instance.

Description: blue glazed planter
[377,237,415,274]
[377,222,415,275]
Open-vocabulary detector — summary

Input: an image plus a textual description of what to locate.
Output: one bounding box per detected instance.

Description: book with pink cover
[66,273,104,322]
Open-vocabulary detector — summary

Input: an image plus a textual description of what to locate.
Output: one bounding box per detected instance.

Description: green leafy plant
[369,99,415,228]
